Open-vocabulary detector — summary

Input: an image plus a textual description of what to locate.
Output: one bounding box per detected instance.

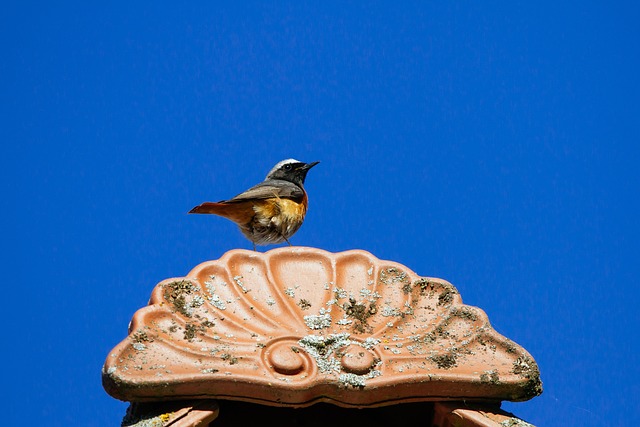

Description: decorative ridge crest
[103,247,542,407]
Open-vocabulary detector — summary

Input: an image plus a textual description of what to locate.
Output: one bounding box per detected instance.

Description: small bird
[189,159,319,250]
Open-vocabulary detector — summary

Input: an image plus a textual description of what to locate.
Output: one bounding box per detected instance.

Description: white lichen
[298,333,382,388]
[381,306,402,317]
[233,275,250,293]
[298,333,351,373]
[304,312,332,330]
[204,277,227,310]
[332,287,348,299]
[501,419,535,427]
[362,337,380,349]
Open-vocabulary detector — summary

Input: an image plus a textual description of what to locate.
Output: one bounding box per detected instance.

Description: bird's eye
[284,164,292,171]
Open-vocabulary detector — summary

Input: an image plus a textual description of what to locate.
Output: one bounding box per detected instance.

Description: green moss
[221,353,239,365]
[184,323,197,341]
[512,356,543,399]
[131,330,154,343]
[413,278,430,292]
[342,297,377,333]
[451,307,478,321]
[298,299,312,310]
[437,287,456,306]
[480,370,500,384]
[163,280,198,318]
[430,353,457,369]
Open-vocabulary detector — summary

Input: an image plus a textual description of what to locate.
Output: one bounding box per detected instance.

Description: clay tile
[103,247,542,407]
[121,400,219,426]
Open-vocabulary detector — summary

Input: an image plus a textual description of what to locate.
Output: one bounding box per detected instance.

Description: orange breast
[253,197,307,223]
[278,197,308,218]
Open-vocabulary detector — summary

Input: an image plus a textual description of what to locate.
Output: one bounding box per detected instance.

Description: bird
[189,159,319,250]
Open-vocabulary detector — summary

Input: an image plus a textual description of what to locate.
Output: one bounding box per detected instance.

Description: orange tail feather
[188,201,255,225]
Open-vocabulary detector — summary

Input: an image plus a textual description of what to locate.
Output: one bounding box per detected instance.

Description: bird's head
[266,158,320,186]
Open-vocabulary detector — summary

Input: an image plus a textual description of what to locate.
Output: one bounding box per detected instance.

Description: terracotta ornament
[103,248,542,407]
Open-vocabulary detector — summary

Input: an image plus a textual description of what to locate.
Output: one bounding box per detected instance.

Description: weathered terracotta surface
[103,247,542,407]
[122,400,219,427]
[432,402,535,427]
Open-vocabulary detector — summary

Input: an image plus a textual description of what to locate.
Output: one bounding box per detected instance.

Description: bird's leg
[252,241,257,251]
[282,235,292,247]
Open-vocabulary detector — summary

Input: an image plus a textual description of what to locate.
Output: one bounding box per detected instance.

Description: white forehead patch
[266,158,301,178]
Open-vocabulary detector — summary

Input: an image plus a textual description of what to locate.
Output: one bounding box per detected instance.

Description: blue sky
[3,3,639,426]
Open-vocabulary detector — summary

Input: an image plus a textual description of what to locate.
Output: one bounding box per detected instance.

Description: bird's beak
[303,161,320,170]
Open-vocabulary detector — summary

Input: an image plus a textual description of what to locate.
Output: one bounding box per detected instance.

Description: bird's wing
[226,180,304,203]
[188,180,304,222]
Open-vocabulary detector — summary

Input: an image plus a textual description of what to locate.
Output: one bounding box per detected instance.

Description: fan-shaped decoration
[103,248,541,407]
